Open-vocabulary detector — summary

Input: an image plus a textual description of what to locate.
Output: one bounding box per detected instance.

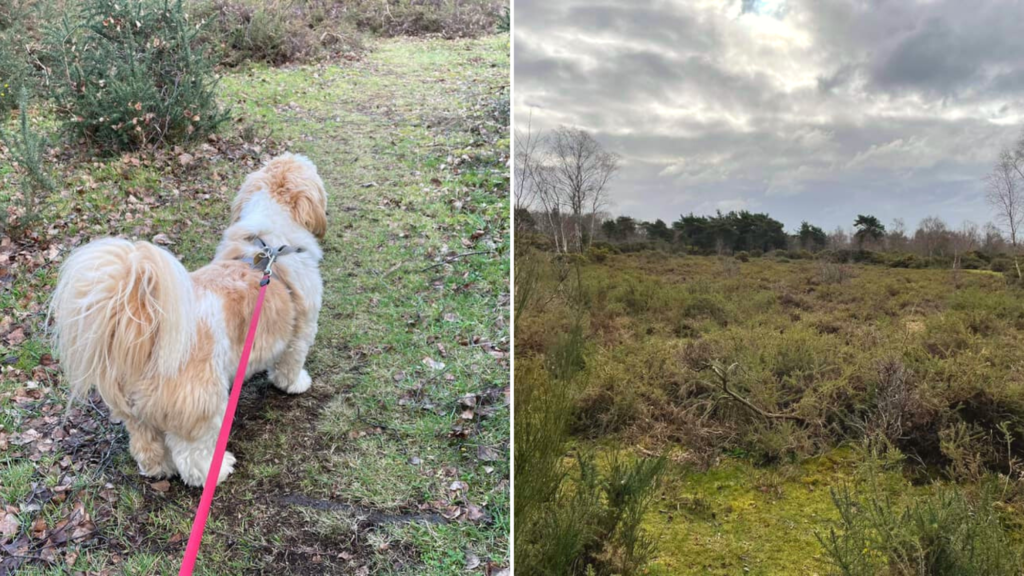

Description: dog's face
[232,154,328,239]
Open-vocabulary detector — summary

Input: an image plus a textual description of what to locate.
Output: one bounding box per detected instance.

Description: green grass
[1,34,508,574]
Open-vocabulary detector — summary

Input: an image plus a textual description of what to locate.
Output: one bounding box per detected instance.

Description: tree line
[516,124,1024,273]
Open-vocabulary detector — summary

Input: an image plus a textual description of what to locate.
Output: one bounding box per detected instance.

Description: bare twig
[419,250,493,272]
[707,362,806,423]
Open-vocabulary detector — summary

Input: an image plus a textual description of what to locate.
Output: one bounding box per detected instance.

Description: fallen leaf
[152,233,174,246]
[449,480,468,492]
[476,446,500,462]
[177,152,194,166]
[466,503,485,522]
[423,357,445,371]
[465,552,481,570]
[1,512,19,538]
[5,327,25,346]
[150,480,171,492]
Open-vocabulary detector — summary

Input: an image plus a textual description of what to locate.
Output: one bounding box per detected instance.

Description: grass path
[1,35,509,575]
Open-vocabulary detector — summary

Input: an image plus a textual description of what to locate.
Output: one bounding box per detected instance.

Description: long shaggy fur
[50,153,327,487]
[230,153,327,239]
[51,239,196,415]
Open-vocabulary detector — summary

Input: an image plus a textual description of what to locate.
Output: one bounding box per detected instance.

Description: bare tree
[828,226,848,250]
[983,222,1007,254]
[513,113,544,230]
[548,126,619,252]
[887,218,908,252]
[986,147,1024,279]
[915,216,949,258]
[952,220,980,286]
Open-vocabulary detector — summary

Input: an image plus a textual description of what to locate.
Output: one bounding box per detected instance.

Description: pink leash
[178,269,272,576]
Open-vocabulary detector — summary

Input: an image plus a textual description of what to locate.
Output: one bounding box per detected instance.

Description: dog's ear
[305,200,327,239]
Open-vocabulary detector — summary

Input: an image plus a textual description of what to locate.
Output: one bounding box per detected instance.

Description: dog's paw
[138,460,175,479]
[217,451,236,485]
[285,370,312,394]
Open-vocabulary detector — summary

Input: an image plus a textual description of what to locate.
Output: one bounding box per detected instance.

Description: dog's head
[232,153,328,239]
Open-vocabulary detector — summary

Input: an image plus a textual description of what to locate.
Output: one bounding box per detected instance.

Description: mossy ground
[1,35,508,574]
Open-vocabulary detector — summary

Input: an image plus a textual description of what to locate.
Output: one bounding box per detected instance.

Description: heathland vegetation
[514,126,1024,574]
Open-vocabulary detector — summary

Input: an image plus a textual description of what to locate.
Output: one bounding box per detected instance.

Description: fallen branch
[707,362,807,424]
[419,250,493,273]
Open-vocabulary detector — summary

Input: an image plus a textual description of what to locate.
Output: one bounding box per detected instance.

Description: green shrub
[517,348,666,575]
[613,276,662,315]
[990,257,1014,273]
[889,253,918,268]
[587,246,612,263]
[734,250,750,262]
[44,0,228,152]
[749,248,763,258]
[546,315,588,382]
[681,292,729,325]
[817,260,852,284]
[819,482,1023,576]
[496,4,509,32]
[961,257,986,270]
[0,88,57,239]
[618,241,657,253]
[0,27,33,116]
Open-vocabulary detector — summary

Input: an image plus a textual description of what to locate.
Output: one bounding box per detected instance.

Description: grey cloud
[515,0,1024,231]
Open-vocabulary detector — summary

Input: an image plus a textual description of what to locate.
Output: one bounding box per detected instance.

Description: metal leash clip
[251,238,298,284]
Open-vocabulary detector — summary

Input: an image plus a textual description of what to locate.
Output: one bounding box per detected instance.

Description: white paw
[285,370,312,394]
[138,461,175,479]
[217,451,236,485]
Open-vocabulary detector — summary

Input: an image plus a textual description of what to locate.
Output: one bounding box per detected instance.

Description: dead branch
[708,362,807,424]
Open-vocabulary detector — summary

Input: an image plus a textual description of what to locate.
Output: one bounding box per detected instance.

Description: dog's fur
[51,153,326,486]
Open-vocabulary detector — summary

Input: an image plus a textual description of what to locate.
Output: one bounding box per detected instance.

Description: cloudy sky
[514,0,1024,233]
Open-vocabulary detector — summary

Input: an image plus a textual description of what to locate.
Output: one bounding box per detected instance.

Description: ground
[0,35,509,574]
[516,249,1024,574]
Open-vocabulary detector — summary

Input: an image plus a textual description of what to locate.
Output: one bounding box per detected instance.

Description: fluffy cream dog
[51,153,326,486]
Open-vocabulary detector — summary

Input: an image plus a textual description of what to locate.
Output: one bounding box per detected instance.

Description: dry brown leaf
[0,512,19,539]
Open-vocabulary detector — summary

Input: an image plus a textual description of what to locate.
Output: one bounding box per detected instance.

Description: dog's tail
[50,238,196,415]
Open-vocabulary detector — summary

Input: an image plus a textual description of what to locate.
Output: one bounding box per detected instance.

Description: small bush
[959,255,986,270]
[587,246,612,263]
[0,27,33,116]
[618,241,658,254]
[496,4,509,32]
[817,260,852,285]
[889,253,918,268]
[196,0,365,67]
[517,349,666,576]
[819,482,1023,576]
[346,0,505,39]
[990,257,1014,273]
[749,248,763,258]
[0,88,57,238]
[734,250,750,262]
[45,0,228,152]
